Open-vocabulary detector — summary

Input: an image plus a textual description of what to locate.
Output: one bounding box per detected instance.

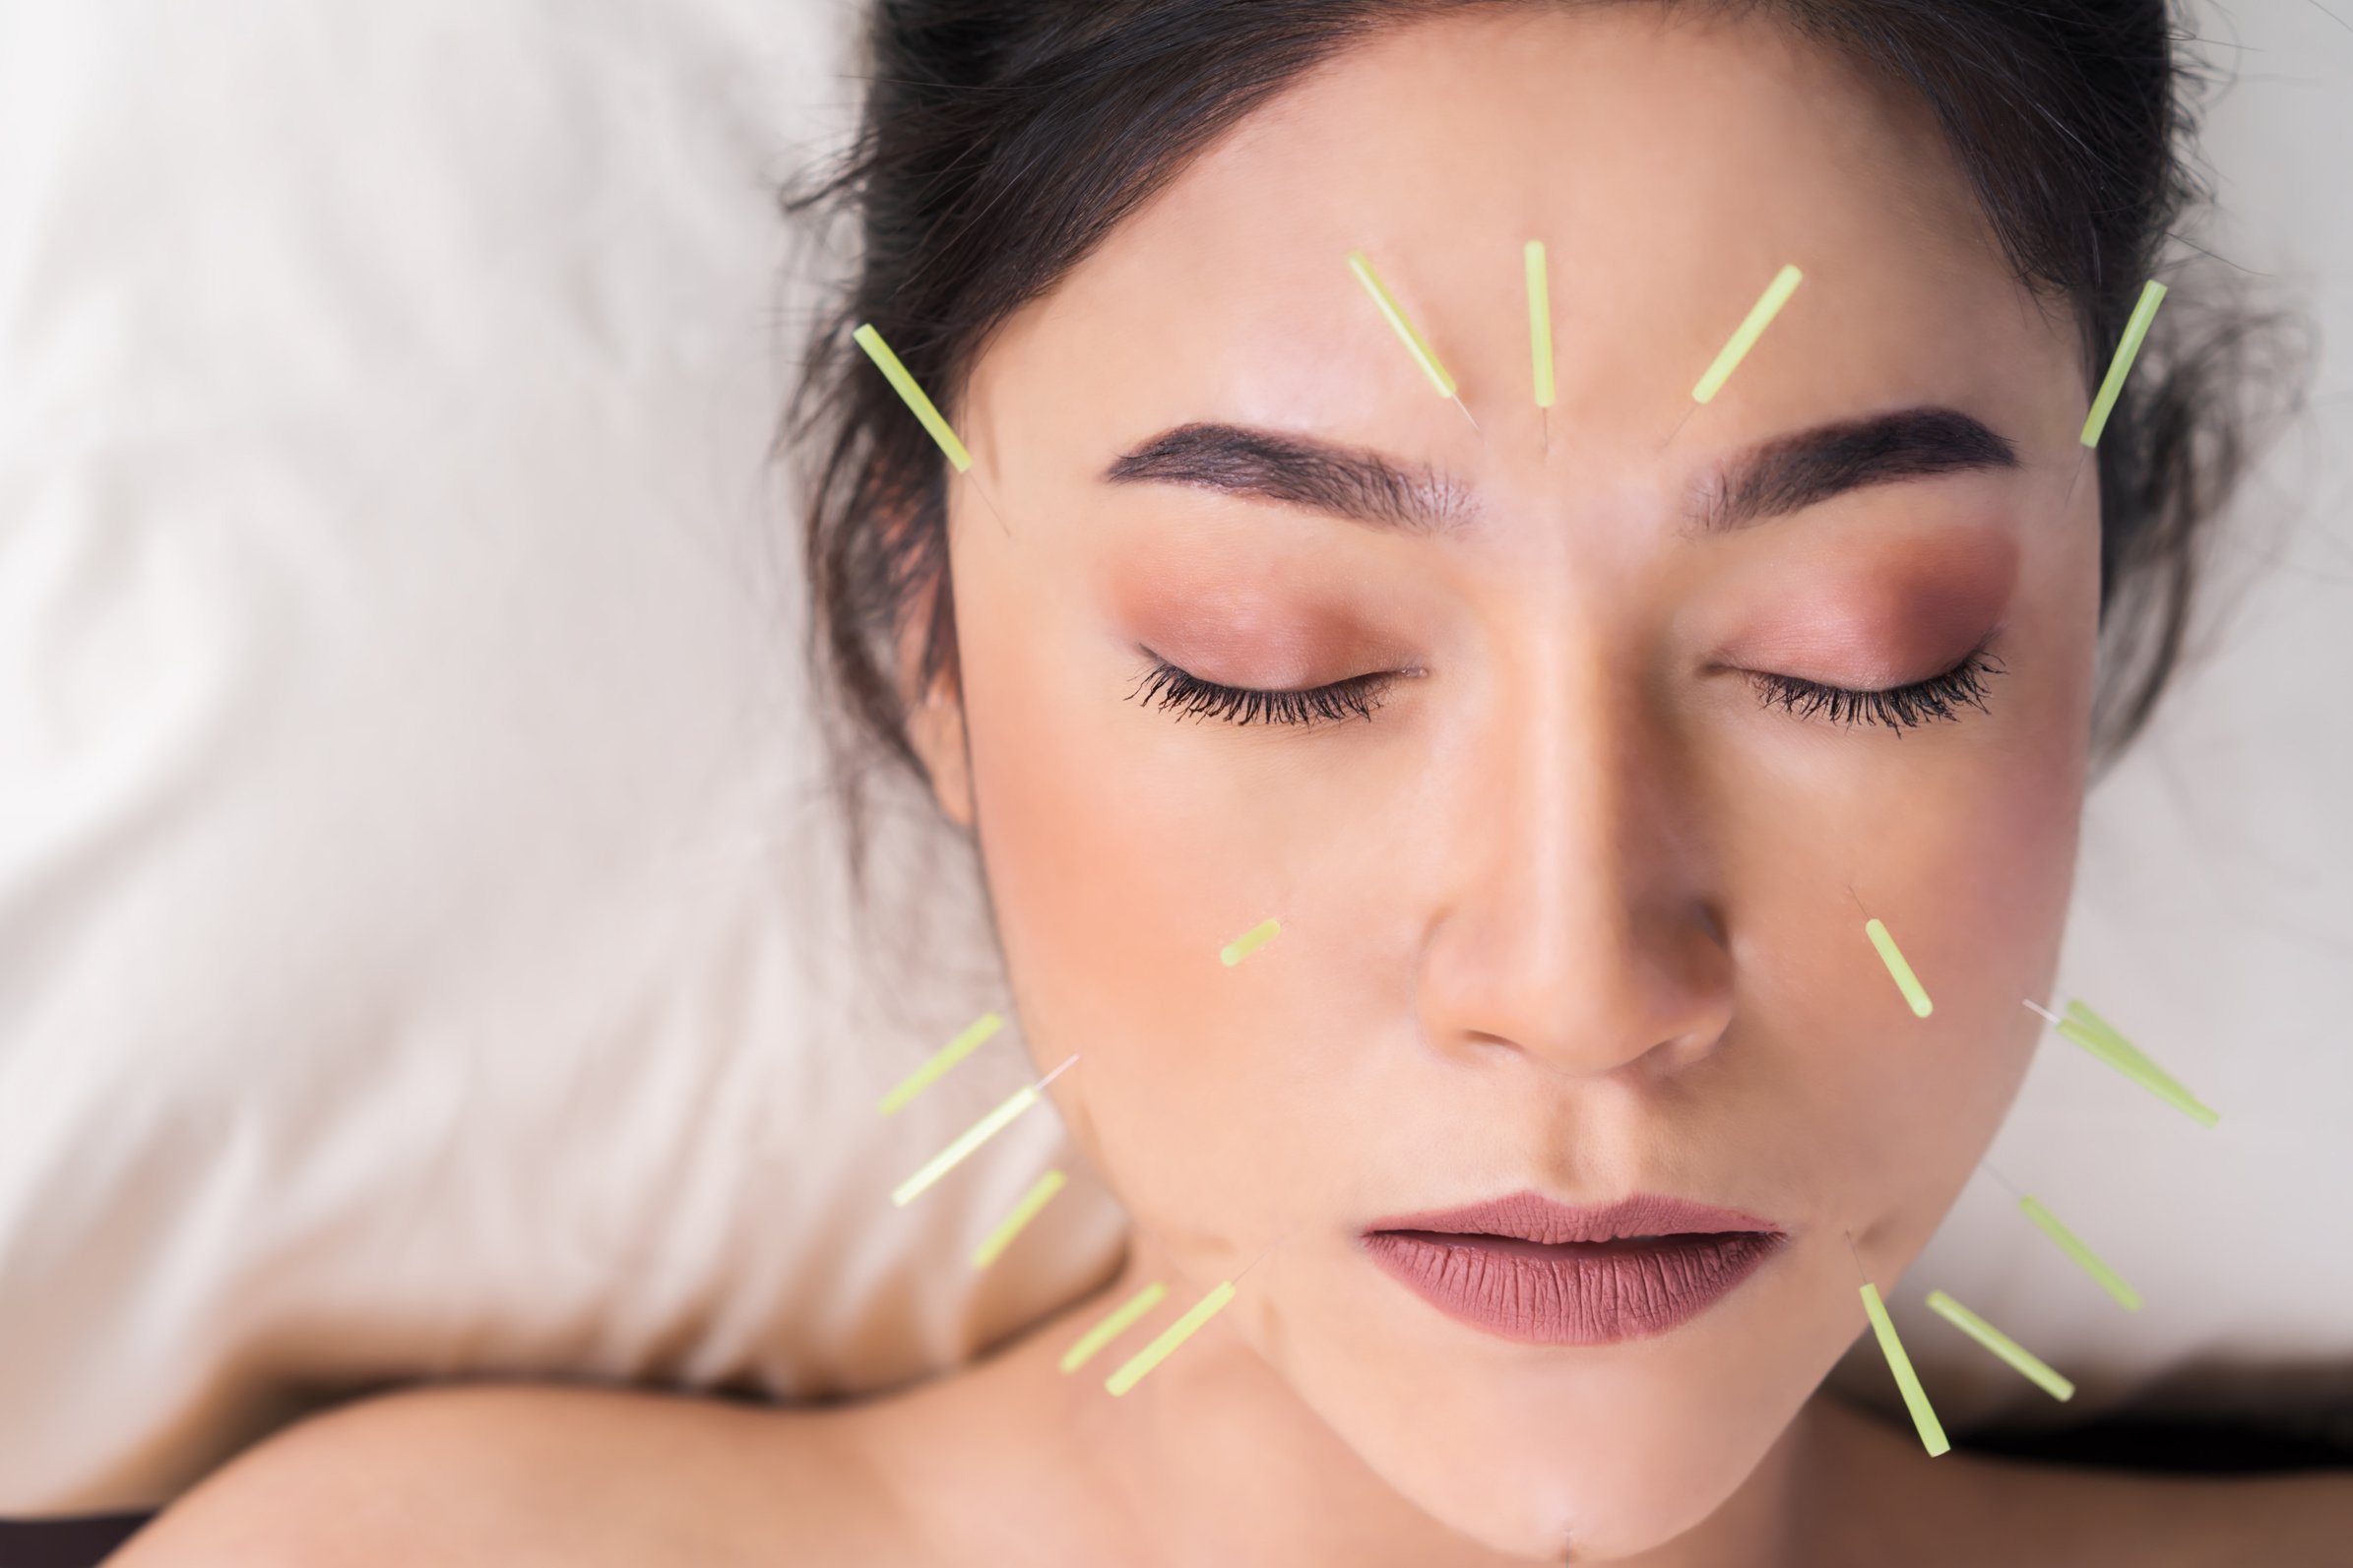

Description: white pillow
[0,0,1128,1514]
[2,0,2346,1517]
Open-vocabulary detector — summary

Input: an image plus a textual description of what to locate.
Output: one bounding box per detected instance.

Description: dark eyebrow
[1103,422,1475,533]
[1694,407,2020,533]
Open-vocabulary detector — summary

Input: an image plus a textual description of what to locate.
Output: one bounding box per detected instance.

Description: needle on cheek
[1059,1282,1171,1373]
[1984,1160,2145,1311]
[1864,917,1935,1019]
[889,1052,1080,1207]
[876,1011,1005,1116]
[1105,1280,1239,1396]
[1924,1290,2075,1401]
[1100,1229,1290,1397]
[971,1168,1068,1270]
[2024,996,2218,1126]
[1847,1231,1951,1457]
[1220,917,1282,967]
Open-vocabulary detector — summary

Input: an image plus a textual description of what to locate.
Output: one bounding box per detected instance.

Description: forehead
[972,6,2074,465]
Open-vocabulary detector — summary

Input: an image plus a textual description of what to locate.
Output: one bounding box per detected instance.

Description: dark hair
[783,0,2300,858]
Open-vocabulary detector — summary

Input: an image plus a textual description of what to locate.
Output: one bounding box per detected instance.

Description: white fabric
[0,0,1129,1513]
[0,0,2346,1516]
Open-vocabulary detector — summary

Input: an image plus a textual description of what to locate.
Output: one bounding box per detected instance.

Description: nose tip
[1424,893,1736,1085]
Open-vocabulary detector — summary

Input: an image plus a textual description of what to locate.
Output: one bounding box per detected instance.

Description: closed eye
[1126,647,2004,733]
[1128,656,1399,728]
[1748,646,2003,730]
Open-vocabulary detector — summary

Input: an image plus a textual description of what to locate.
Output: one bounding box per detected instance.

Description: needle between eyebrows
[1525,239,1557,457]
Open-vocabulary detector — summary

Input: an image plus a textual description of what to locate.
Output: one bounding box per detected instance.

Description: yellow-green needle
[1059,1282,1169,1374]
[1106,1281,1237,1397]
[1221,917,1281,968]
[1347,250,1476,430]
[890,1055,1076,1207]
[853,322,974,472]
[2055,999,2216,1126]
[1865,917,1934,1019]
[1925,1289,2075,1402]
[971,1168,1067,1270]
[1861,1282,1949,1457]
[877,1012,1005,1116]
[2080,281,2167,448]
[1691,264,1803,404]
[2017,1195,2142,1312]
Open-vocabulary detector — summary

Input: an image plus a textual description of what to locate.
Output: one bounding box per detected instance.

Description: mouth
[1359,1189,1788,1347]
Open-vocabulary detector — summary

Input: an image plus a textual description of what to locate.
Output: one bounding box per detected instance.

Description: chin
[1268,1277,1807,1562]
[1361,1418,1768,1563]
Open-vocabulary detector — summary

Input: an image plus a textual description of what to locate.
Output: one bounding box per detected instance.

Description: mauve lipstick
[1360,1190,1787,1346]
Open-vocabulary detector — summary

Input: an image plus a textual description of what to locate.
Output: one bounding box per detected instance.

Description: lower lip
[1361,1229,1785,1346]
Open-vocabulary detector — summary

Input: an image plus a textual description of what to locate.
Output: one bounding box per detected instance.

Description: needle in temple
[2079,280,2167,449]
[853,321,1011,536]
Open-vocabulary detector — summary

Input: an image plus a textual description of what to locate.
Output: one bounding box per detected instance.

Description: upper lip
[1362,1189,1782,1246]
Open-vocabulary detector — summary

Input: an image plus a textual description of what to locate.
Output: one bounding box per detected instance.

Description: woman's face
[919,7,2095,1559]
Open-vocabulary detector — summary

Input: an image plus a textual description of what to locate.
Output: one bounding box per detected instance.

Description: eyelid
[1128,652,1401,729]
[1129,642,2003,734]
[1747,643,2004,730]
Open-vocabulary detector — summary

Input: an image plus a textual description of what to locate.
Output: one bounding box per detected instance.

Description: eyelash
[1747,645,2004,731]
[1130,646,2005,732]
[1129,657,1398,728]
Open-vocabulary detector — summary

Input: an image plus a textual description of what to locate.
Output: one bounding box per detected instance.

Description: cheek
[955,579,1315,1257]
[1750,596,2094,1260]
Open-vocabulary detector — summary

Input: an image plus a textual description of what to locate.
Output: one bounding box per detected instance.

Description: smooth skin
[117,8,2351,1565]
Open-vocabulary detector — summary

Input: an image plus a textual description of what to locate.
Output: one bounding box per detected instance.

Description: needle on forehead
[1346,250,1481,434]
[1525,240,1557,455]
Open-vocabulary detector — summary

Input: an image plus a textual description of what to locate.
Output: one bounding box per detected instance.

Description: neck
[1007,1231,1847,1568]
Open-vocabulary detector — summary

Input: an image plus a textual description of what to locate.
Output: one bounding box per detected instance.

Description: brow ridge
[1104,422,1474,533]
[1698,407,2020,533]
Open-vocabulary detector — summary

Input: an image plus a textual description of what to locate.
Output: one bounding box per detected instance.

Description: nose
[1415,644,1735,1086]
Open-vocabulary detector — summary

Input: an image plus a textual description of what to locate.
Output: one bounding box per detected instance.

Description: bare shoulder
[108,1380,905,1568]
